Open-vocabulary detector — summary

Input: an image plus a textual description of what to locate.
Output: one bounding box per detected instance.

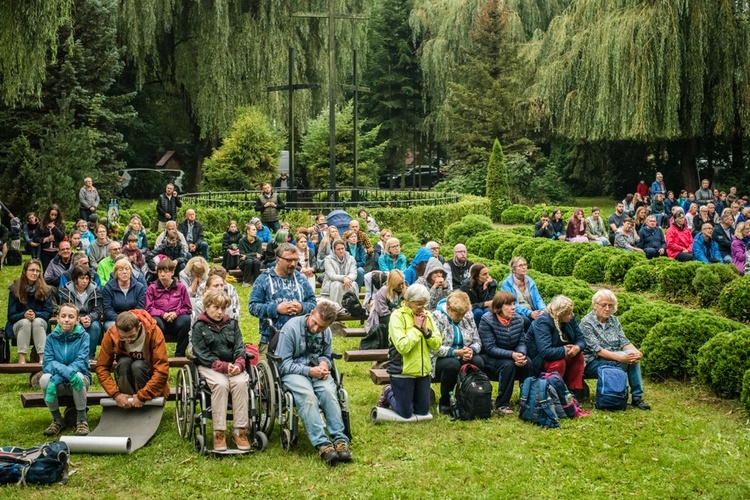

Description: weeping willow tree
[530,0,750,189]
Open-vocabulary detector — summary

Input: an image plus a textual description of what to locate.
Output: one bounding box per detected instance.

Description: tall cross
[293,0,367,200]
[267,48,319,201]
[342,50,369,201]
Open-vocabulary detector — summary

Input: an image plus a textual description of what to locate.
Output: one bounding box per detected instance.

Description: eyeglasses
[279,257,300,264]
[596,303,616,310]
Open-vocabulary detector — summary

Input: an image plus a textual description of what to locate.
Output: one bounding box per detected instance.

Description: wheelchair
[174,349,271,454]
[261,347,352,451]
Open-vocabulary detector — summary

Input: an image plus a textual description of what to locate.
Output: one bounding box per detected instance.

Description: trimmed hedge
[692,264,740,308]
[696,329,750,398]
[659,260,705,300]
[572,248,610,283]
[550,244,596,276]
[512,239,542,266]
[443,213,494,248]
[742,369,750,410]
[478,231,513,260]
[718,276,750,322]
[494,237,530,264]
[618,301,684,348]
[604,251,647,284]
[500,204,533,224]
[641,312,745,380]
[530,240,568,275]
[614,292,648,315]
[623,263,660,293]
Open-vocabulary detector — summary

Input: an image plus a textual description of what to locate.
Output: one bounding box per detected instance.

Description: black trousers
[155,314,191,357]
[485,357,532,408]
[240,258,261,284]
[114,357,152,395]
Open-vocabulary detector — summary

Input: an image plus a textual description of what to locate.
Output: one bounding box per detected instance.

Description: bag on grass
[0,441,69,485]
[595,365,628,411]
[4,248,21,266]
[454,363,492,420]
[541,371,583,418]
[518,377,560,428]
[342,290,364,319]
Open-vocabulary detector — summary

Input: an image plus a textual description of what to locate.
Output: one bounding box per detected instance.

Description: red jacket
[636,182,649,198]
[95,309,170,401]
[665,223,693,258]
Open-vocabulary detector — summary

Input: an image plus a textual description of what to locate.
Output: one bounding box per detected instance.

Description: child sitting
[190,289,250,451]
[40,303,91,436]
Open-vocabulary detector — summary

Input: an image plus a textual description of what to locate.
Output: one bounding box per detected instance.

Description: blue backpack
[518,377,560,428]
[0,441,69,485]
[595,365,629,411]
[541,371,582,418]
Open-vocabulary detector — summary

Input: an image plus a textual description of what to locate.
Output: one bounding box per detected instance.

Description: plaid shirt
[579,311,631,364]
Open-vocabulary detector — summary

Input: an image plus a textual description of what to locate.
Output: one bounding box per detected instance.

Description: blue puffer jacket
[43,323,90,386]
[638,225,666,251]
[526,313,585,375]
[101,277,147,323]
[478,311,526,370]
[693,235,722,263]
[500,274,546,318]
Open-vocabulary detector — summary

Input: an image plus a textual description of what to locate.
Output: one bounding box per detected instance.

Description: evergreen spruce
[486,139,510,222]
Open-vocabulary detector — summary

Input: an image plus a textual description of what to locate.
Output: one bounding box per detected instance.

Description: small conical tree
[486,138,510,222]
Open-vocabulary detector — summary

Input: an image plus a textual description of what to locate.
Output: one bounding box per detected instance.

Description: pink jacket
[731,236,747,275]
[145,280,192,318]
[665,223,693,258]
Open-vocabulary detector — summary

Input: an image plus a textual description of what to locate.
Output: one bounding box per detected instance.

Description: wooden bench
[21,388,177,408]
[344,349,388,362]
[342,327,366,338]
[0,357,191,375]
[370,368,391,385]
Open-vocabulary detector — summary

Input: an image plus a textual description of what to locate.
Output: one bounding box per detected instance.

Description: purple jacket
[731,236,747,275]
[145,280,192,318]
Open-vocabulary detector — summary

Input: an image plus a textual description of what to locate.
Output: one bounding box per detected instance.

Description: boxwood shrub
[533,274,566,300]
[486,263,510,282]
[531,240,568,274]
[742,369,750,410]
[443,214,494,247]
[623,263,660,293]
[550,244,597,276]
[614,292,648,315]
[477,231,513,260]
[692,264,740,308]
[618,301,684,348]
[494,237,530,264]
[512,239,542,266]
[604,251,647,284]
[718,276,750,322]
[506,226,532,236]
[641,312,745,379]
[500,204,533,225]
[572,248,610,283]
[696,329,750,398]
[659,260,705,299]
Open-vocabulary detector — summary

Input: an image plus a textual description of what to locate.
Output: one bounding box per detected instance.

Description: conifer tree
[486,138,510,222]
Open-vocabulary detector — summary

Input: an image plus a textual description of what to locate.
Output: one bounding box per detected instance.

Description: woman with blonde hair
[362,270,406,350]
[526,295,586,400]
[179,256,209,302]
[316,225,340,271]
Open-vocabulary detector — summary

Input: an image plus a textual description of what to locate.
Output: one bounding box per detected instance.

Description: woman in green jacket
[377,284,442,418]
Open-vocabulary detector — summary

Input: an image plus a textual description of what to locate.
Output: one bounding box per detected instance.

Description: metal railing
[180,187,462,212]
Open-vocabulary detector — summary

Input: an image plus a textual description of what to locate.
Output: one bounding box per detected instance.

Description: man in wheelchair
[275,301,352,465]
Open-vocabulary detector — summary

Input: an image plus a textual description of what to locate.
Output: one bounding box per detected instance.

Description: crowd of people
[534,174,750,273]
[18,173,740,464]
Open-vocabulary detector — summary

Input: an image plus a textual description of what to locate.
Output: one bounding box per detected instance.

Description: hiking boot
[233,428,251,451]
[631,397,651,411]
[493,406,514,417]
[213,430,227,451]
[318,442,338,465]
[43,420,65,437]
[334,440,352,463]
[376,385,391,408]
[75,421,89,436]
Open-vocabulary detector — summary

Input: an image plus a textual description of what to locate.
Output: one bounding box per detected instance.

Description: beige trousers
[197,366,249,430]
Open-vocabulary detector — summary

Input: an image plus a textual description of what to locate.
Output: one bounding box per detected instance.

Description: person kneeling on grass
[377,284,442,419]
[276,301,352,465]
[191,290,251,451]
[40,303,91,436]
[95,310,170,409]
[579,290,650,410]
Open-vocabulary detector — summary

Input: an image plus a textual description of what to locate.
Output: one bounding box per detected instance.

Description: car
[117,168,185,198]
[379,165,446,189]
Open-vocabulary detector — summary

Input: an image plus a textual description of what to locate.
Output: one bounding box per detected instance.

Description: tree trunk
[680,137,699,192]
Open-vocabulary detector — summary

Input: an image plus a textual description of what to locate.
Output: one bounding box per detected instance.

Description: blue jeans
[267,221,280,234]
[356,267,365,290]
[472,307,488,328]
[282,374,348,448]
[84,321,102,359]
[584,350,644,398]
[188,241,209,261]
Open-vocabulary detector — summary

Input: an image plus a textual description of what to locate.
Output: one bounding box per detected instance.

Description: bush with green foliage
[718,276,750,322]
[533,274,566,300]
[742,369,750,410]
[486,263,510,281]
[696,329,750,398]
[571,248,610,283]
[692,264,740,308]
[486,139,511,222]
[178,206,312,235]
[530,240,568,274]
[443,213,494,247]
[614,292,648,315]
[506,226,532,236]
[563,283,594,318]
[623,263,660,293]
[550,244,596,276]
[477,231,512,260]
[500,204,532,224]
[641,312,745,380]
[618,301,684,348]
[511,239,541,265]
[659,261,705,300]
[604,251,647,284]
[494,237,530,264]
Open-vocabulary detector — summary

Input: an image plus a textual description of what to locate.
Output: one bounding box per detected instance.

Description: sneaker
[75,421,89,436]
[631,398,651,411]
[333,440,352,463]
[318,442,338,465]
[233,429,251,451]
[376,385,391,408]
[43,420,65,437]
[493,406,514,417]
[213,430,227,451]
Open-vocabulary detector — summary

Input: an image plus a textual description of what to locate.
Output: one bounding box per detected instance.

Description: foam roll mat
[369,406,433,424]
[60,397,166,454]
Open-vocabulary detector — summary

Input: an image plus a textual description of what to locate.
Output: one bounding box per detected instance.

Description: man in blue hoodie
[249,243,316,360]
[637,215,666,259]
[404,247,432,285]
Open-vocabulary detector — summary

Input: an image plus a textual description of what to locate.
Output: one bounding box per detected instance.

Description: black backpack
[341,290,364,319]
[454,363,492,420]
[4,248,21,266]
[0,441,70,485]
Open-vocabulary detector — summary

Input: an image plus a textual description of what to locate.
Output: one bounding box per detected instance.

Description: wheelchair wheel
[280,429,293,451]
[194,434,206,455]
[254,431,268,452]
[255,361,276,437]
[175,366,196,439]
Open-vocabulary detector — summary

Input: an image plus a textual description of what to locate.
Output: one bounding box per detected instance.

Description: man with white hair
[79,177,100,222]
[154,220,189,254]
[178,209,208,260]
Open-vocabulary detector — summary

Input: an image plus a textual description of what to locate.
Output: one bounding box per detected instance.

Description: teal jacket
[43,324,90,387]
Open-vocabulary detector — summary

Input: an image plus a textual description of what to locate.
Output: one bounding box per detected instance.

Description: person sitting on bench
[40,303,91,437]
[95,310,169,409]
